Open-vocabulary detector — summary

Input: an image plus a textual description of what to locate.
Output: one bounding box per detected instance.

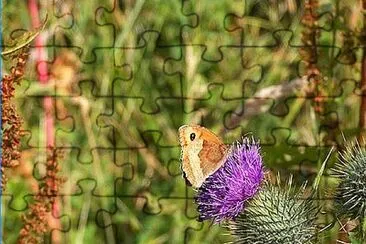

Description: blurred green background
[2,0,365,243]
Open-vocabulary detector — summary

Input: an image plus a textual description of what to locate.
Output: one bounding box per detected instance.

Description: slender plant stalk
[362,217,366,241]
[360,0,366,140]
[27,0,60,243]
[77,98,116,244]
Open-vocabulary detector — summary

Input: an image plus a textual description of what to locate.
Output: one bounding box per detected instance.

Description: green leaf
[349,231,362,244]
[1,14,48,56]
[313,146,334,191]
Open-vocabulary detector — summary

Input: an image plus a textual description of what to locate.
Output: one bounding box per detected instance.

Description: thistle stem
[362,217,366,241]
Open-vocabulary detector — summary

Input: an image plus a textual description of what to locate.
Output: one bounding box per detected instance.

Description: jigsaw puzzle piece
[48,1,116,63]
[112,36,188,114]
[52,0,196,63]
[97,0,196,47]
[3,194,71,244]
[94,197,144,243]
[55,148,133,198]
[157,197,228,243]
[96,94,183,148]
[163,46,264,107]
[53,80,118,156]
[224,1,334,48]
[261,127,332,170]
[111,130,183,199]
[3,147,45,213]
[180,1,244,61]
[2,195,26,243]
[3,146,71,243]
[57,180,118,243]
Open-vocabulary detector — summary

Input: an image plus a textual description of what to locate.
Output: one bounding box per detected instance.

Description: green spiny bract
[229,176,318,244]
[332,141,366,220]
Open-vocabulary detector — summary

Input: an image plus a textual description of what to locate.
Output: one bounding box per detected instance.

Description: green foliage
[2,0,366,243]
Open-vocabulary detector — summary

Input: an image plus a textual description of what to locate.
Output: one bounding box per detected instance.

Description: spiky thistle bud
[331,141,366,220]
[229,176,319,244]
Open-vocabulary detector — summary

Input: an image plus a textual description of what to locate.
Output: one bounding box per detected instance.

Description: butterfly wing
[198,137,228,176]
[182,170,192,186]
[179,125,228,188]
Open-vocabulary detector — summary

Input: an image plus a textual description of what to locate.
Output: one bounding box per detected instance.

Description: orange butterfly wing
[178,125,228,187]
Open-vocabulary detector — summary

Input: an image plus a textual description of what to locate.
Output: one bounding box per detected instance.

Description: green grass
[2,0,365,243]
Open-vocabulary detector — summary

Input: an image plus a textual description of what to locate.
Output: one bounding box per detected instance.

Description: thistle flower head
[331,141,366,219]
[229,176,318,244]
[196,137,264,223]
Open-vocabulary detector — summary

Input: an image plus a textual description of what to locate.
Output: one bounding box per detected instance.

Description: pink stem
[28,0,60,242]
[28,0,55,147]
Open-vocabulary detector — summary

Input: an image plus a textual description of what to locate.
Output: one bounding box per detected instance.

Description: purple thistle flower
[196,137,264,223]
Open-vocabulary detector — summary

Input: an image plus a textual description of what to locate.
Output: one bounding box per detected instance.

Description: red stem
[28,0,54,147]
[28,0,59,242]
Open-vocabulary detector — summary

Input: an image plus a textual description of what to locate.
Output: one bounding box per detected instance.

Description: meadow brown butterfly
[178,125,229,188]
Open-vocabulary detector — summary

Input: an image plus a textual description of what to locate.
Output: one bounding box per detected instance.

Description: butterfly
[178,125,229,188]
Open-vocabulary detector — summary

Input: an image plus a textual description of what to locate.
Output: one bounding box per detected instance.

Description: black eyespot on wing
[190,133,196,141]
